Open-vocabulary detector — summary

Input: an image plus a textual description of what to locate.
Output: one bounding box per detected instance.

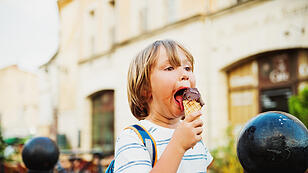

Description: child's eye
[184,66,192,71]
[165,66,174,71]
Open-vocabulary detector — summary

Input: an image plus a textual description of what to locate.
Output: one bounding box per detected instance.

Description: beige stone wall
[116,0,131,42]
[201,0,308,146]
[0,66,39,138]
[179,0,206,18]
[114,0,206,43]
[47,0,308,151]
[53,0,84,148]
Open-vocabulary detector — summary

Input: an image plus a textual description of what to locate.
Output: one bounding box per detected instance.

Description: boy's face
[149,46,196,119]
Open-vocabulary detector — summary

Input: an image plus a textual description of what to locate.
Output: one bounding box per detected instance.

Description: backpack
[105,124,157,173]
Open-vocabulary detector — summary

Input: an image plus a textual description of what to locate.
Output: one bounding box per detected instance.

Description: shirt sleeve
[114,128,152,173]
[204,146,213,168]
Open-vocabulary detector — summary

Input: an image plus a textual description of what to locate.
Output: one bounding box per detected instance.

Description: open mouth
[174,87,188,111]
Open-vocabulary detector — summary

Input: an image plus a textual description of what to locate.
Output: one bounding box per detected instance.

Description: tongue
[175,95,184,112]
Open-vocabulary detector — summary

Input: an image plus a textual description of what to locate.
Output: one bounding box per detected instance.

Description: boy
[114,39,213,172]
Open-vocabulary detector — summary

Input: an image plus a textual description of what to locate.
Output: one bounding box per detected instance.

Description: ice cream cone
[183,100,202,116]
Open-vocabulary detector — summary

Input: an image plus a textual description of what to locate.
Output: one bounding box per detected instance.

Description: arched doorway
[90,90,114,155]
[227,49,308,126]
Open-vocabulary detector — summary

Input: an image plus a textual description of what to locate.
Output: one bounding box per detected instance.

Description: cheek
[150,74,159,90]
[150,73,174,99]
[151,72,174,88]
[151,77,172,91]
[190,75,196,87]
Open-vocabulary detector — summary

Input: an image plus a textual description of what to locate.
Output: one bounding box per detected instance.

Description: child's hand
[171,111,204,153]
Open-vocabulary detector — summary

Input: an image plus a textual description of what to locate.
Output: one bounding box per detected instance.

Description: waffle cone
[183,100,202,116]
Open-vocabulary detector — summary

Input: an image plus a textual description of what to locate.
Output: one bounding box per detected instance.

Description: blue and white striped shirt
[114,120,213,173]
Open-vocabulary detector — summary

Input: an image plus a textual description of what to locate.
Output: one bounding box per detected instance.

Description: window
[91,90,114,154]
[227,49,308,126]
[228,61,259,125]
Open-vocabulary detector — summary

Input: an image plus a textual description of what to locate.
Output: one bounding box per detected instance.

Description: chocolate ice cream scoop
[183,88,204,107]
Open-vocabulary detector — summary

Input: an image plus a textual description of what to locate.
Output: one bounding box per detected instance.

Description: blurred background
[0,0,308,172]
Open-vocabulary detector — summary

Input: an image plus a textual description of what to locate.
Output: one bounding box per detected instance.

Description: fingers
[194,126,203,136]
[193,121,203,143]
[192,118,203,128]
[192,127,203,150]
[179,111,204,150]
[184,111,202,122]
[183,111,204,136]
[195,135,202,143]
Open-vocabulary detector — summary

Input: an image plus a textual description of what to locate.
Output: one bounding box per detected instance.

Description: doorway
[260,88,292,113]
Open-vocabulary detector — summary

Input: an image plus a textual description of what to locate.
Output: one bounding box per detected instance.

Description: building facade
[41,0,308,155]
[0,65,41,138]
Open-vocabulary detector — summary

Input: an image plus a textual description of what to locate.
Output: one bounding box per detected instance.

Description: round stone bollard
[237,111,308,173]
[22,137,59,173]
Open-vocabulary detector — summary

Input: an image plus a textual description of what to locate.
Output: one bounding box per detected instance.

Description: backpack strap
[125,124,157,167]
[105,159,114,173]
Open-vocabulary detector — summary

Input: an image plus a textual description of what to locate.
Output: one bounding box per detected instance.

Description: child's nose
[180,69,189,81]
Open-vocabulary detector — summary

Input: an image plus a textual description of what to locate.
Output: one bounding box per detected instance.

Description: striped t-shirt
[114,120,213,173]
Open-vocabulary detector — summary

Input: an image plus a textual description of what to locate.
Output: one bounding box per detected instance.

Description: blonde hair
[127,39,194,120]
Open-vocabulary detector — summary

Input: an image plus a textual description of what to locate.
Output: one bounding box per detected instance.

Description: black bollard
[22,137,59,173]
[236,111,308,173]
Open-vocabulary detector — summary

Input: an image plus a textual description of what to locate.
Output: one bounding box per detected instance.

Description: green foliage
[4,136,31,163]
[0,127,6,161]
[288,87,308,128]
[209,126,243,173]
